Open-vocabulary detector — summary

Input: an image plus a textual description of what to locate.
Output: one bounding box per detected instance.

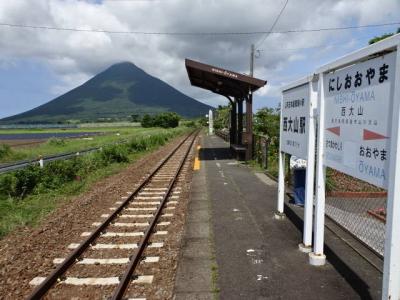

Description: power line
[256,0,289,47]
[258,35,372,52]
[0,21,399,36]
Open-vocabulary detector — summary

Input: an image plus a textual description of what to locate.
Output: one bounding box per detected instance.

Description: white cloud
[0,0,399,110]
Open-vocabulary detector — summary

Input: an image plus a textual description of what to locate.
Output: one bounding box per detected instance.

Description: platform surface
[174,133,382,300]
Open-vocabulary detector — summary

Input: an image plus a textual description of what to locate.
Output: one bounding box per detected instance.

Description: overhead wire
[256,0,289,48]
[0,21,399,36]
[257,34,377,52]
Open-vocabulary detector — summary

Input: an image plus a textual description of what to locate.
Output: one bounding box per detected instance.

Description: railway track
[27,130,199,300]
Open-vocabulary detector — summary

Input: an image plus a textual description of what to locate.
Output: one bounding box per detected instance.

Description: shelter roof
[185,58,266,99]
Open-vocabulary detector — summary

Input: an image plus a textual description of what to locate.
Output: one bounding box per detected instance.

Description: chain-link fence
[325,191,386,256]
[216,130,387,256]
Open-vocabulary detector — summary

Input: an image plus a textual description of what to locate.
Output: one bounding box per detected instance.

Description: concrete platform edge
[173,138,215,300]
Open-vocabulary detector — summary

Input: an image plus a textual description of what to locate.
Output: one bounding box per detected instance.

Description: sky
[0,0,399,119]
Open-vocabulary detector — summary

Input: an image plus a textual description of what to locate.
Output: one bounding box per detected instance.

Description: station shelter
[185,58,266,160]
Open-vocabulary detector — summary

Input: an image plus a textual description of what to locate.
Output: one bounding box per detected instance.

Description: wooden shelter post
[237,97,243,145]
[230,99,237,145]
[245,94,253,160]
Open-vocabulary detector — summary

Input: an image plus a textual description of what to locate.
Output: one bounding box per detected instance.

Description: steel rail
[111,129,198,300]
[27,130,196,300]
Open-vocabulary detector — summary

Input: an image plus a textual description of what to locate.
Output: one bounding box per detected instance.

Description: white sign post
[277,76,318,254]
[314,34,400,298]
[209,109,214,135]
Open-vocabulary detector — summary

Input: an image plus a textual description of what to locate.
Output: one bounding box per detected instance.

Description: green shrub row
[0,129,186,200]
[141,112,180,128]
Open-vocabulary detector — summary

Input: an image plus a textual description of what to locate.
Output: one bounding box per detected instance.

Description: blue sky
[0,0,399,119]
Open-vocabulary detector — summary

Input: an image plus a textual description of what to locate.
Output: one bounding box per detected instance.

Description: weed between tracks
[0,127,191,238]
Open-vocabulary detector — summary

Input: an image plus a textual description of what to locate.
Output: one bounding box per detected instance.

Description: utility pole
[250,44,255,77]
[246,44,255,160]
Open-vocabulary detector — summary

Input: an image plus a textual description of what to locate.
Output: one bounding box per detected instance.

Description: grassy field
[0,123,140,134]
[0,127,174,163]
[0,126,192,237]
[0,162,124,236]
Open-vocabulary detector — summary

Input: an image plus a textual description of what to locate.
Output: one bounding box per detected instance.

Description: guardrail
[0,147,100,174]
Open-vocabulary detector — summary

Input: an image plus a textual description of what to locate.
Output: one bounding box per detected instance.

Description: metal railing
[215,129,229,142]
[0,147,100,174]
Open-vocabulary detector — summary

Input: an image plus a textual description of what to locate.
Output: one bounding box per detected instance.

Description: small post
[38,156,44,168]
[208,109,214,135]
[309,73,326,266]
[261,137,266,167]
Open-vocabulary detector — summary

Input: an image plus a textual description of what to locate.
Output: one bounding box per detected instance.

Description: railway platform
[174,133,382,299]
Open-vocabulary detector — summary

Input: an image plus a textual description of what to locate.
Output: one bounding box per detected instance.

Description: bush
[77,154,104,176]
[148,135,166,147]
[325,168,336,192]
[13,165,43,198]
[39,159,82,190]
[99,144,129,164]
[155,112,180,128]
[47,138,66,146]
[128,137,149,152]
[0,144,12,160]
[141,114,155,128]
[0,174,15,197]
[184,120,197,128]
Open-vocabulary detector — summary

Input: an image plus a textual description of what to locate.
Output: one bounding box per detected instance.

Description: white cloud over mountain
[0,0,399,109]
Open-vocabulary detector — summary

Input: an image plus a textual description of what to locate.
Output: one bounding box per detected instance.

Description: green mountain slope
[1,62,213,124]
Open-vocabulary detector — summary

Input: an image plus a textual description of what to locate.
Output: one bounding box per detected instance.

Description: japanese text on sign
[323,51,396,188]
[281,83,310,159]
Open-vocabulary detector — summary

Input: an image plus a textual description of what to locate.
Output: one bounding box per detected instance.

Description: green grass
[0,127,179,163]
[0,159,126,237]
[0,125,154,135]
[0,127,190,238]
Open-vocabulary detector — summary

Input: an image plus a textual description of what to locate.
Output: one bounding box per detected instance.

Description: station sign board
[323,51,396,188]
[281,83,310,159]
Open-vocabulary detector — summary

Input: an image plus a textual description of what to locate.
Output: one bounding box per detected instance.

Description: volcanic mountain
[0,62,212,124]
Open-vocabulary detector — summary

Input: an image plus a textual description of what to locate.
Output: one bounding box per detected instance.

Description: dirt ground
[0,139,46,148]
[0,134,197,300]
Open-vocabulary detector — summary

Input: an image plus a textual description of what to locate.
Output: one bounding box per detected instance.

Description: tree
[253,107,281,155]
[141,112,181,128]
[369,28,400,44]
[154,112,180,128]
[214,105,230,129]
[131,114,140,122]
[141,114,155,128]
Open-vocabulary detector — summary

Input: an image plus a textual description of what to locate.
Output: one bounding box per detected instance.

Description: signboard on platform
[281,83,310,159]
[323,51,396,188]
